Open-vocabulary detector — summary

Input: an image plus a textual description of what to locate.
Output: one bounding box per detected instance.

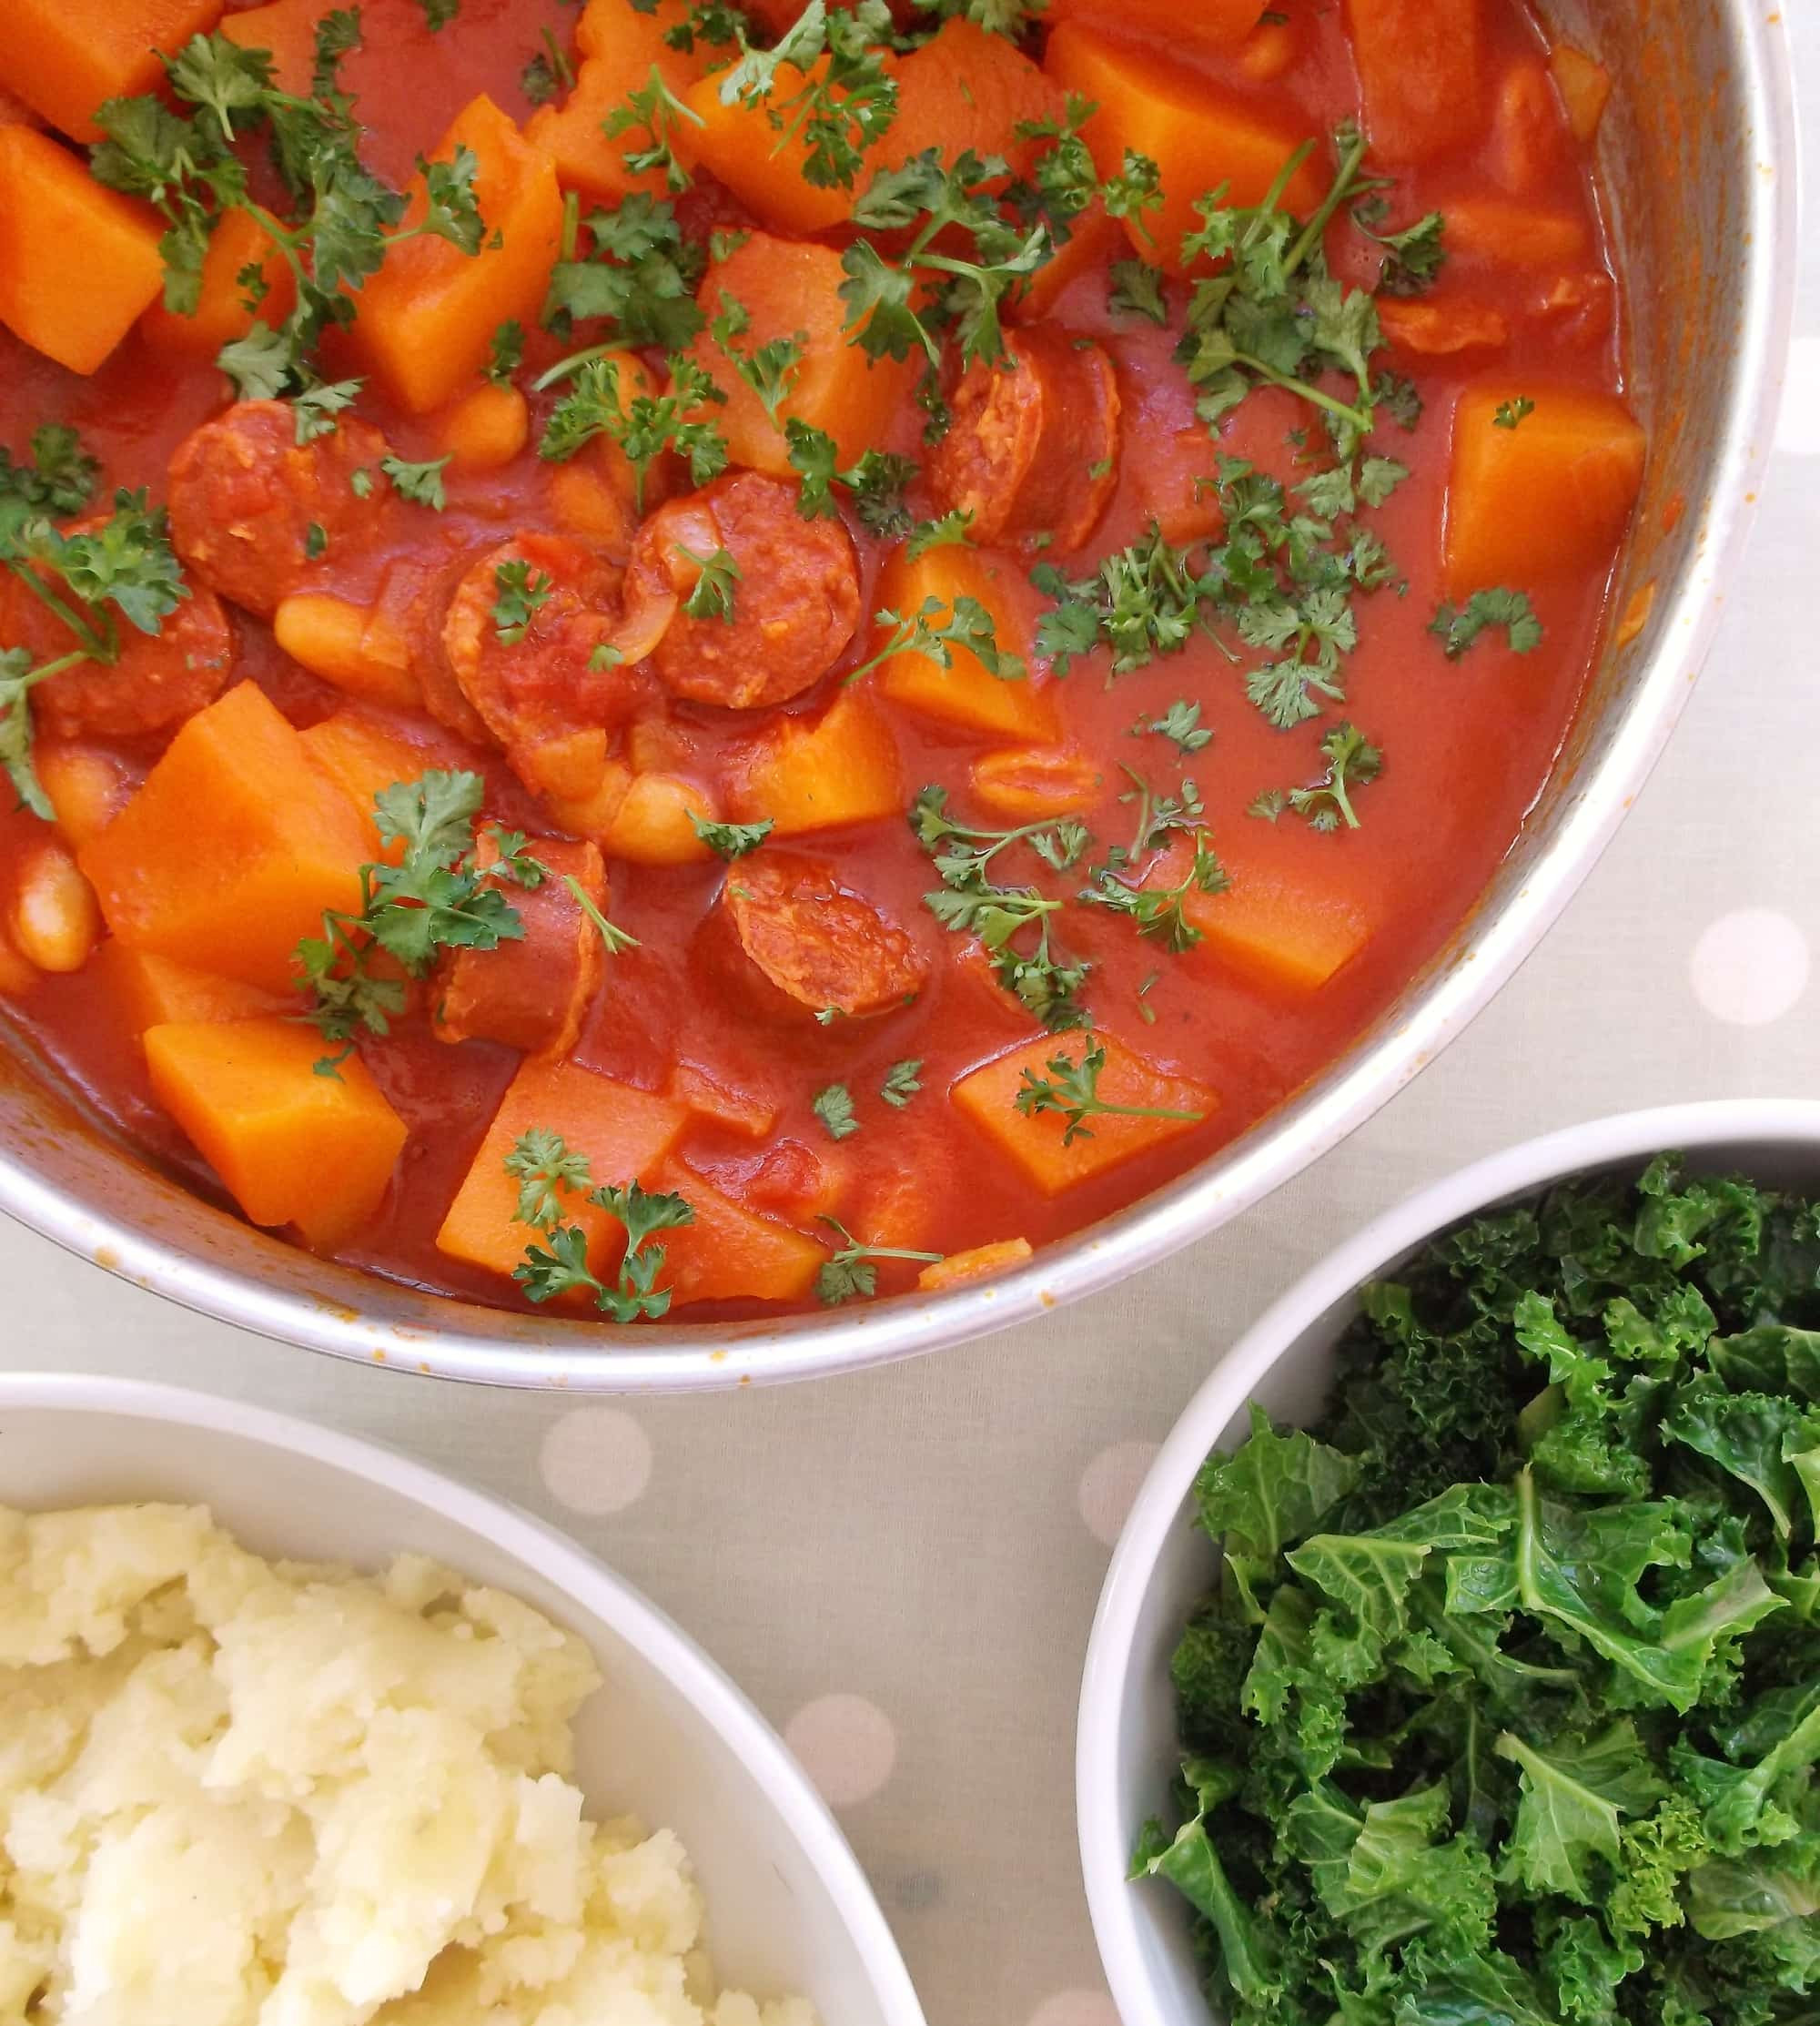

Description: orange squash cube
[873,549,1055,741]
[1443,382,1646,595]
[1550,44,1612,145]
[728,690,904,836]
[347,96,564,414]
[1342,0,1484,164]
[1162,838,1371,991]
[688,233,914,478]
[657,1160,825,1307]
[527,0,710,205]
[953,1031,1216,1194]
[0,127,165,372]
[93,943,286,1041]
[667,1061,778,1141]
[140,206,296,356]
[436,1059,688,1281]
[1045,25,1324,271]
[218,0,323,95]
[145,1018,408,1248]
[297,712,449,857]
[1441,196,1591,268]
[77,683,371,994]
[917,1237,1034,1291]
[888,20,1064,168]
[1044,0,1257,49]
[682,57,856,237]
[7,0,225,144]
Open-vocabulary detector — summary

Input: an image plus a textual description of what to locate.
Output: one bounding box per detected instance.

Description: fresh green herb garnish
[289,379,362,443]
[521,25,575,106]
[91,34,485,390]
[1430,587,1543,659]
[541,194,708,350]
[539,354,727,512]
[297,773,540,1067]
[1250,721,1383,832]
[490,561,553,644]
[1138,1152,1820,2026]
[677,542,742,622]
[507,1132,694,1322]
[416,0,460,27]
[1494,396,1537,431]
[379,453,450,511]
[603,65,705,194]
[692,813,773,859]
[1351,194,1448,296]
[812,1082,860,1141]
[718,0,899,190]
[711,297,806,426]
[487,319,526,386]
[814,1216,944,1305]
[1108,257,1169,325]
[847,596,1026,686]
[0,458,187,816]
[1135,699,1214,754]
[842,148,1050,373]
[1083,834,1229,953]
[904,509,975,560]
[311,7,363,97]
[1015,1040,1205,1146]
[564,873,640,954]
[910,785,1092,1030]
[785,421,917,532]
[880,1059,924,1109]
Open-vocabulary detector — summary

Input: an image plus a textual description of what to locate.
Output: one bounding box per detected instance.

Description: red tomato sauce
[0,0,1638,1322]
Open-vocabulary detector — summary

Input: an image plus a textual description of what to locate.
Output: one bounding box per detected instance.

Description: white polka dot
[538,1407,652,1515]
[1027,1991,1121,2026]
[1777,338,1820,456]
[1078,1439,1160,1546]
[784,1693,897,1808]
[1689,907,1811,1027]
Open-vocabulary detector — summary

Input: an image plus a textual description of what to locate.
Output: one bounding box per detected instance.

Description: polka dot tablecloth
[5,30,1816,2026]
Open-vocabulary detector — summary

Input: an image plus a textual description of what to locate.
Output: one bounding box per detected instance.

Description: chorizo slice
[705,852,926,1022]
[0,529,233,740]
[433,834,606,1057]
[439,532,654,782]
[624,472,861,711]
[928,327,1120,554]
[167,400,389,619]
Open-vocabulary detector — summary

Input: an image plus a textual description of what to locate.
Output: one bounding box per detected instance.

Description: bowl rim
[1075,1095,1820,2025]
[0,14,1798,1393]
[0,1369,928,2026]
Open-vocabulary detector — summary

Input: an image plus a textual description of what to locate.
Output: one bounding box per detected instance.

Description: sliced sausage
[167,400,390,619]
[439,532,654,778]
[927,327,1120,554]
[0,531,233,740]
[705,852,926,1022]
[433,834,606,1057]
[624,472,861,711]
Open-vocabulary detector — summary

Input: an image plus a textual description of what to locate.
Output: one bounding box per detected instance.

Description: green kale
[1139,1156,1820,2026]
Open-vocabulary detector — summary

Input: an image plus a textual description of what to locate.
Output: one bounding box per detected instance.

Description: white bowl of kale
[1077,1100,1820,2026]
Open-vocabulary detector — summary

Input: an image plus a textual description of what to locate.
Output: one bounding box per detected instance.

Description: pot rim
[0,12,1799,1391]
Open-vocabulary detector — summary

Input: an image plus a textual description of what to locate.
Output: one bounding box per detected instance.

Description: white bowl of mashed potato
[0,1372,926,2026]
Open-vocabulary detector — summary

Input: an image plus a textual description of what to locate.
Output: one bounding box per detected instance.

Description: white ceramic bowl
[1076,1099,1820,2025]
[0,1373,925,2026]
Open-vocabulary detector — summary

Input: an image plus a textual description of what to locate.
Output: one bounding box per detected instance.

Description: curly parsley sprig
[295,772,543,1069]
[1015,1041,1207,1147]
[505,1131,695,1322]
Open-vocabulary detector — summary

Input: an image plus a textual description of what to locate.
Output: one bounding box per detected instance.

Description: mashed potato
[0,1504,817,2026]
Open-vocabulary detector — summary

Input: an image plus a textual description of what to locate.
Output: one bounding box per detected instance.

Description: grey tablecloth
[4,24,1816,2026]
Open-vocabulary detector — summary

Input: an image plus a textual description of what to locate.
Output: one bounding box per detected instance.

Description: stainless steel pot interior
[0,2,1796,1390]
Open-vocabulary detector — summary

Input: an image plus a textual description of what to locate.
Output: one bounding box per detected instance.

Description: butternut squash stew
[0,0,1646,1322]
